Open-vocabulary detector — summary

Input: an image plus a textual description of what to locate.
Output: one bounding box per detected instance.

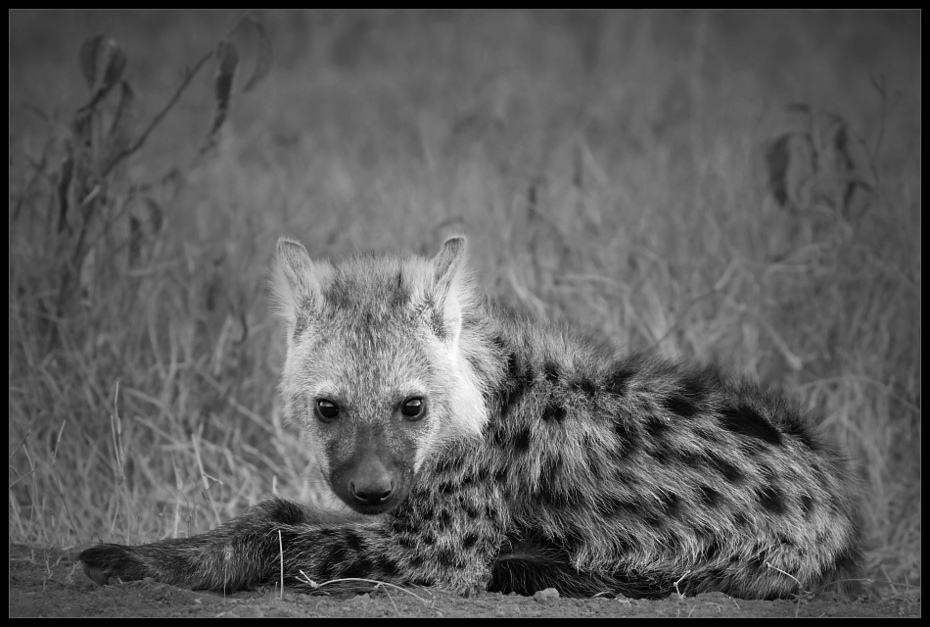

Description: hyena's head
[271,236,488,515]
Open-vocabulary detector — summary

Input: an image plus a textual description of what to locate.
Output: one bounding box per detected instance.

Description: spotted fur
[80,236,861,599]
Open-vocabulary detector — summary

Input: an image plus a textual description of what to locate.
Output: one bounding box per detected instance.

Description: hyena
[80,236,861,599]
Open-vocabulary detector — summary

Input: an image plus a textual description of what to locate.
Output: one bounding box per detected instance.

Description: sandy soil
[9,545,919,618]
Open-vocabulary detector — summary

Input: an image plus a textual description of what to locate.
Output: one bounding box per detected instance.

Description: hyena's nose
[348,477,395,506]
[347,456,397,507]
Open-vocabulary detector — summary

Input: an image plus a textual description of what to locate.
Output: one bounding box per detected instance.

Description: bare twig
[101,51,214,179]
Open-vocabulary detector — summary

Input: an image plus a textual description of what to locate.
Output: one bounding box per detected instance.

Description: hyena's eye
[315,399,340,422]
[401,397,426,420]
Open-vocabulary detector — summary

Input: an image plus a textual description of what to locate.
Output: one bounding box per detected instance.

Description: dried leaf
[215,40,239,103]
[100,40,127,93]
[241,13,273,93]
[79,35,126,96]
[78,34,106,88]
[203,41,239,147]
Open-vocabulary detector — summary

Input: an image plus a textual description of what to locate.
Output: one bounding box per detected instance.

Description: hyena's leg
[82,497,498,593]
[80,498,316,591]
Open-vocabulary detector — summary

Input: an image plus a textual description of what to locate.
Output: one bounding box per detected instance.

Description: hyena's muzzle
[327,425,415,515]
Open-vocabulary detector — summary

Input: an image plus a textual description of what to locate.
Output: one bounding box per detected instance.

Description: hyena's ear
[428,236,472,345]
[270,237,330,343]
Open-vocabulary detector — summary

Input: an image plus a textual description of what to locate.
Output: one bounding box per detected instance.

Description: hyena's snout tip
[331,455,411,515]
[348,475,396,507]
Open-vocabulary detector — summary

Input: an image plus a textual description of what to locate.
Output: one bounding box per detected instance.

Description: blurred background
[9,10,920,593]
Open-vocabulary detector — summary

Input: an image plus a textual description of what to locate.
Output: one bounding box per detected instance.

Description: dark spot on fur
[500,352,534,415]
[695,427,722,444]
[700,485,722,508]
[543,361,560,383]
[776,533,796,547]
[431,451,465,476]
[317,527,338,541]
[663,394,700,418]
[538,484,584,510]
[493,467,509,484]
[541,453,563,484]
[598,497,664,529]
[342,556,374,579]
[681,368,713,398]
[612,417,637,451]
[319,546,345,580]
[639,511,663,529]
[323,277,352,309]
[343,529,365,551]
[570,377,597,395]
[421,531,436,545]
[491,425,506,448]
[490,332,507,350]
[513,426,532,451]
[267,498,310,525]
[541,398,567,422]
[605,364,636,396]
[720,405,783,446]
[500,389,525,416]
[706,453,745,483]
[694,526,721,560]
[756,484,787,514]
[675,449,705,469]
[505,352,535,383]
[800,495,816,520]
[645,416,670,438]
[462,532,480,549]
[378,556,400,577]
[733,512,750,528]
[651,446,670,464]
[782,418,820,450]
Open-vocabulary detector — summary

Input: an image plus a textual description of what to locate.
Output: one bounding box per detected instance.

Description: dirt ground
[9,545,919,618]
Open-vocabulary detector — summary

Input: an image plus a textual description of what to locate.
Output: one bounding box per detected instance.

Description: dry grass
[9,10,920,593]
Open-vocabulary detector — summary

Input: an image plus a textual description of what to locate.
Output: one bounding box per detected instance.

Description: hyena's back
[79,236,861,600]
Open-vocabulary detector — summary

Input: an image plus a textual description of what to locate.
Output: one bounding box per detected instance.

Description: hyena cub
[80,236,861,599]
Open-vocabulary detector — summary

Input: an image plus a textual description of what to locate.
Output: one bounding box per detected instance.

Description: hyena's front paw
[79,544,149,586]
